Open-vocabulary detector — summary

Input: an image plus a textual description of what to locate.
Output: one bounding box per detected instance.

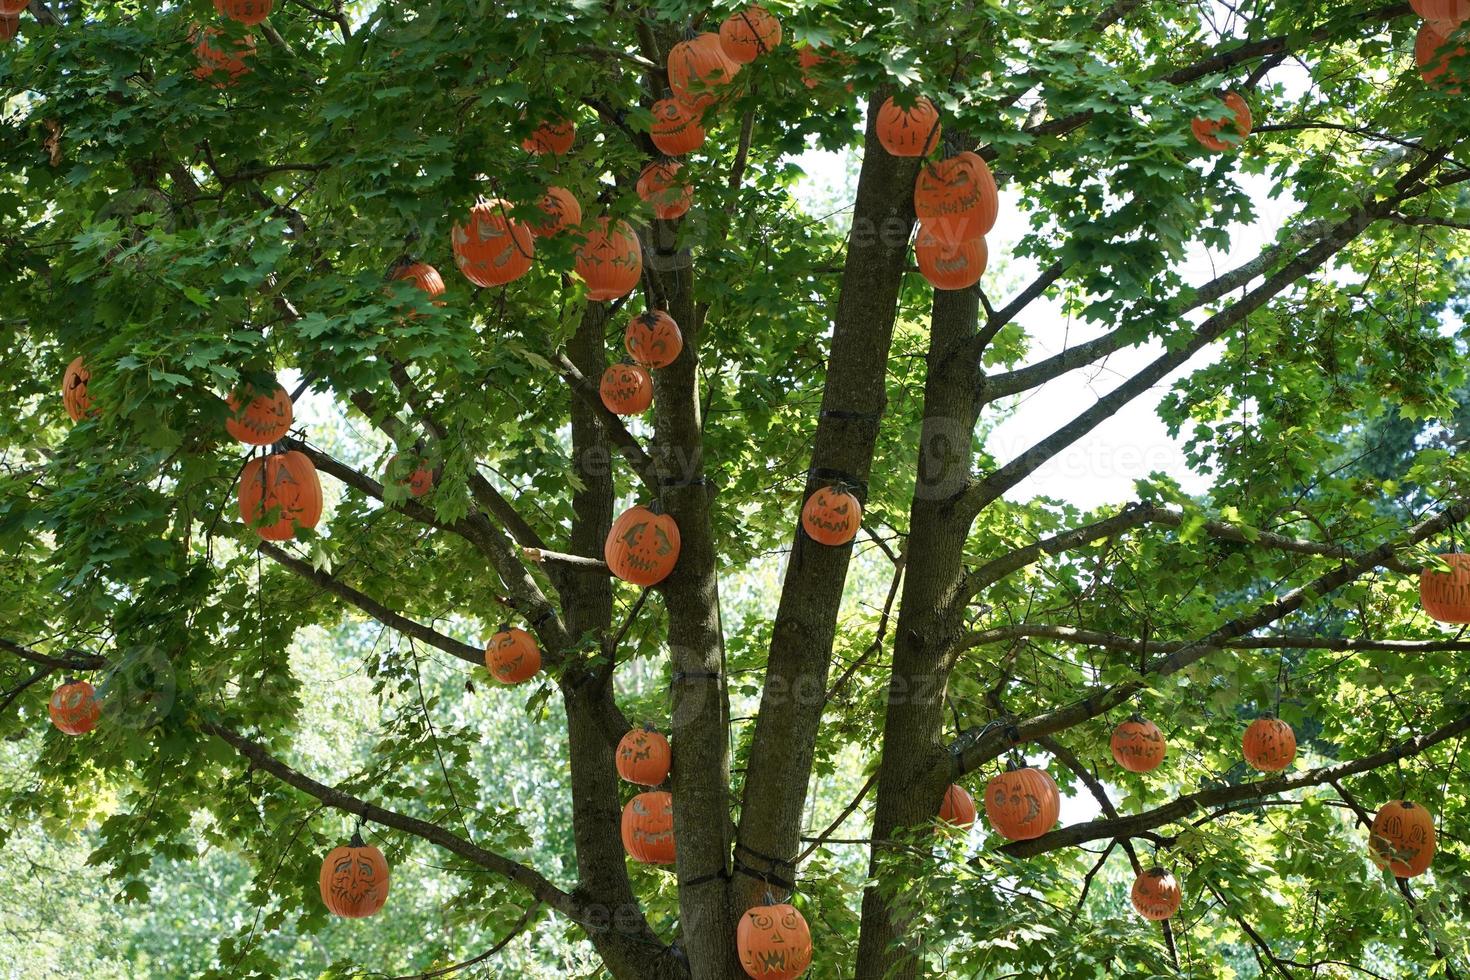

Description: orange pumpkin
[0,15,17,43]
[530,186,581,237]
[1416,22,1467,90]
[796,44,853,91]
[48,679,100,736]
[599,363,654,415]
[319,833,390,918]
[1191,91,1252,152]
[485,626,542,685]
[650,97,707,156]
[800,485,861,546]
[213,0,271,26]
[62,356,94,422]
[1413,0,1470,31]
[1110,715,1166,773]
[1130,867,1182,921]
[719,5,782,64]
[1369,800,1437,878]
[938,784,976,829]
[668,33,740,107]
[0,1,24,17]
[226,383,293,445]
[616,725,671,786]
[387,453,434,498]
[391,261,445,301]
[736,901,812,980]
[521,117,576,155]
[914,151,998,244]
[621,790,676,864]
[452,199,534,288]
[624,310,684,369]
[876,96,941,157]
[575,218,642,301]
[915,230,987,291]
[239,450,323,541]
[637,161,693,220]
[1421,553,1470,622]
[192,26,255,88]
[983,765,1060,841]
[1242,716,1296,772]
[605,505,681,587]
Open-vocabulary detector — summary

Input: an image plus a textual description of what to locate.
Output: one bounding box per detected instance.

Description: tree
[2,0,1469,976]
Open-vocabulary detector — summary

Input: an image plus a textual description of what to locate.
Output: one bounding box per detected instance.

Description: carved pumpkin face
[1130,867,1182,921]
[1420,553,1470,623]
[621,790,676,864]
[937,784,976,830]
[1242,717,1295,772]
[575,218,642,302]
[1191,91,1253,152]
[605,505,682,587]
[875,96,940,157]
[667,33,740,108]
[1370,800,1437,878]
[238,450,323,541]
[213,0,272,26]
[800,486,861,546]
[451,199,535,288]
[387,453,434,498]
[225,383,293,445]
[530,186,581,237]
[637,161,693,221]
[650,97,707,156]
[983,766,1060,841]
[49,680,100,736]
[192,25,256,88]
[62,356,95,423]
[718,5,782,65]
[914,151,999,244]
[484,626,542,685]
[616,727,671,786]
[736,902,813,980]
[624,310,684,369]
[914,230,988,291]
[521,117,576,155]
[599,363,654,415]
[319,836,390,918]
[1110,716,1166,773]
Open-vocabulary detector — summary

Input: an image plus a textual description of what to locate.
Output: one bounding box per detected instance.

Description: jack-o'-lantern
[914,151,998,244]
[606,504,682,587]
[1191,91,1252,152]
[938,784,976,829]
[599,363,654,415]
[1414,0,1470,30]
[1110,715,1166,773]
[452,199,535,288]
[1130,867,1182,921]
[800,485,861,546]
[213,0,271,26]
[624,310,684,369]
[62,356,94,422]
[719,5,781,64]
[386,453,434,498]
[876,96,940,157]
[637,161,693,220]
[621,790,675,864]
[915,230,987,291]
[1421,553,1470,622]
[650,97,707,156]
[575,218,642,301]
[984,764,1060,841]
[668,32,740,107]
[737,900,812,980]
[0,15,17,43]
[1242,716,1295,772]
[1417,22,1468,90]
[521,117,576,155]
[530,186,581,237]
[1369,799,1437,878]
[319,832,390,918]
[191,25,255,87]
[226,383,293,445]
[616,725,672,786]
[485,625,541,685]
[239,450,323,541]
[49,679,100,736]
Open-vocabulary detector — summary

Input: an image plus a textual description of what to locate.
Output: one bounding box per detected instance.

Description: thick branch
[962,624,1470,655]
[552,351,660,493]
[0,637,106,672]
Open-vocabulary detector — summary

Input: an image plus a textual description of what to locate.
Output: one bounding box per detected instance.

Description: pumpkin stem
[1127,713,1145,724]
[498,622,512,635]
[349,829,366,848]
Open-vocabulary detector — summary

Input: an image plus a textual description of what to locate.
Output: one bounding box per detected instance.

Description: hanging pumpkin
[624,310,684,369]
[48,679,100,736]
[575,218,643,301]
[239,450,323,541]
[213,0,272,26]
[530,186,581,237]
[914,151,998,244]
[1110,716,1166,773]
[621,790,676,864]
[1191,92,1252,152]
[521,117,576,155]
[391,261,446,305]
[915,230,987,291]
[1130,867,1182,921]
[650,97,707,156]
[599,363,654,415]
[983,764,1060,841]
[485,626,542,685]
[1421,553,1470,622]
[719,5,782,64]
[1242,716,1296,772]
[452,199,535,288]
[800,485,861,546]
[61,356,94,422]
[668,33,741,107]
[192,26,255,88]
[736,900,812,980]
[637,161,694,220]
[225,383,293,445]
[319,832,390,918]
[1,14,18,43]
[1369,800,1437,878]
[876,96,941,157]
[387,453,434,498]
[937,784,976,830]
[605,504,682,587]
[1416,22,1467,90]
[616,725,672,786]
[1413,0,1470,31]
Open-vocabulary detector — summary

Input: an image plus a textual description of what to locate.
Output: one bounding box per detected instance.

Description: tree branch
[962,624,1470,656]
[552,351,660,493]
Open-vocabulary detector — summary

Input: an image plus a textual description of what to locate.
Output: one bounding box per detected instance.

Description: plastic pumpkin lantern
[575,218,643,301]
[213,0,272,26]
[319,832,390,918]
[1369,800,1437,878]
[191,26,256,88]
[521,117,576,155]
[605,504,682,587]
[1191,92,1252,152]
[914,151,999,244]
[915,230,987,291]
[226,383,294,445]
[1416,23,1467,90]
[938,784,976,829]
[650,97,707,156]
[1130,867,1182,921]
[1413,0,1470,30]
[530,186,581,237]
[719,5,782,64]
[1421,553,1470,622]
[1110,715,1166,773]
[668,33,740,107]
[599,363,654,415]
[1242,716,1296,772]
[387,453,434,498]
[239,450,323,541]
[616,725,672,786]
[1,14,19,43]
[800,485,861,546]
[621,790,676,864]
[485,626,542,685]
[736,900,813,980]
[624,310,684,369]
[48,679,100,736]
[637,161,693,220]
[983,764,1060,841]
[452,199,535,288]
[876,96,941,157]
[61,356,94,422]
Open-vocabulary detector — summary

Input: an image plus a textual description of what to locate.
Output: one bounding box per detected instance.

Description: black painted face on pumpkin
[618,518,677,576]
[988,777,1043,823]
[329,850,385,910]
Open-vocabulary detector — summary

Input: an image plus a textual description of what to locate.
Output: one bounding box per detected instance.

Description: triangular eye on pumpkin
[983,763,1060,840]
[319,832,390,918]
[61,355,96,423]
[621,790,676,864]
[48,679,100,736]
[1369,799,1437,878]
[616,725,671,786]
[1190,91,1252,152]
[736,899,813,980]
[1420,552,1470,622]
[529,186,581,238]
[637,161,694,221]
[1130,867,1182,921]
[225,381,294,445]
[875,95,941,157]
[599,363,654,415]
[1241,715,1295,772]
[718,4,781,65]
[484,625,542,685]
[624,310,684,369]
[451,198,535,288]
[238,450,323,542]
[575,217,643,301]
[605,504,682,586]
[800,485,861,546]
[520,116,576,155]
